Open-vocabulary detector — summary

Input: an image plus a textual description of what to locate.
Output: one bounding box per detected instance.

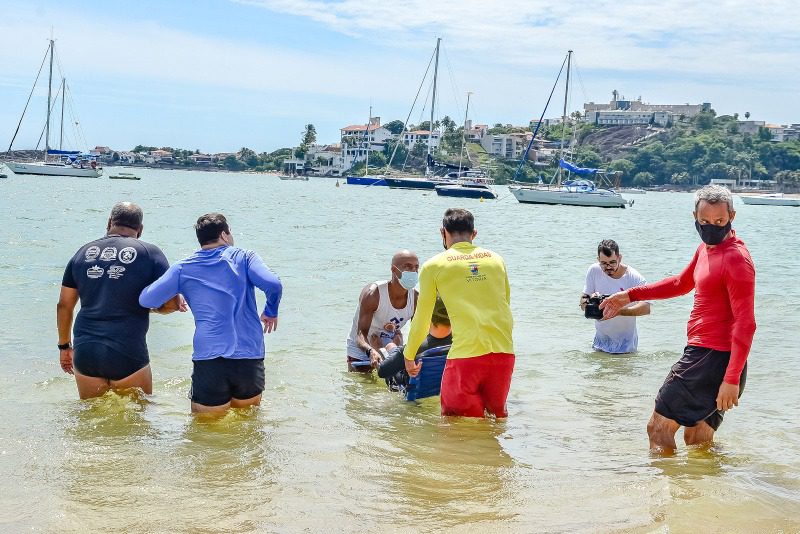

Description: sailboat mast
[458,91,472,175]
[558,50,573,184]
[364,104,372,176]
[427,37,441,169]
[45,39,54,154]
[59,78,65,150]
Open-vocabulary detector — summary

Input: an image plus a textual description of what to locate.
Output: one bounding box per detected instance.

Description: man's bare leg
[684,420,715,447]
[74,370,110,399]
[109,365,153,395]
[230,393,262,409]
[647,411,681,455]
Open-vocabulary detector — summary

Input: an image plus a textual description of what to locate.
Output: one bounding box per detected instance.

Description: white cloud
[236,0,800,79]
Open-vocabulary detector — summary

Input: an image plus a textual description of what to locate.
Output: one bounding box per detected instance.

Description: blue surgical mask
[397,270,419,290]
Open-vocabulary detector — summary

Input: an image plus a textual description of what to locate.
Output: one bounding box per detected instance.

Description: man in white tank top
[346,250,419,372]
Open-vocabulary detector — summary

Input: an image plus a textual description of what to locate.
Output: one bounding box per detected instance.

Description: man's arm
[722,252,756,386]
[152,295,186,314]
[139,264,181,308]
[404,264,436,366]
[355,285,380,358]
[715,251,756,411]
[617,302,651,316]
[602,249,699,319]
[246,252,283,332]
[247,252,283,317]
[56,286,79,374]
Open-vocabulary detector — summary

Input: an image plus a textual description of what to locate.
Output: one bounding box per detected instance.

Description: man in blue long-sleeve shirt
[140,213,282,414]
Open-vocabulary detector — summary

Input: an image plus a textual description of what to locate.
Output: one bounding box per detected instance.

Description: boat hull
[435,185,497,199]
[7,162,103,178]
[509,186,629,208]
[346,175,386,186]
[384,177,439,190]
[740,195,800,206]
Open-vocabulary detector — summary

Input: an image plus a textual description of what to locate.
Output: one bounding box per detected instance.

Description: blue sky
[1,0,798,153]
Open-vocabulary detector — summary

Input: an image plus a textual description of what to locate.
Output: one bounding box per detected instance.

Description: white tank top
[346,280,416,360]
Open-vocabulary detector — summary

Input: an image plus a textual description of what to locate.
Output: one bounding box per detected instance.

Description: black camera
[584,294,610,320]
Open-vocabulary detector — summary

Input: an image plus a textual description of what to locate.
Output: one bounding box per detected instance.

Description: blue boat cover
[405,345,451,401]
[559,159,599,175]
[47,150,81,155]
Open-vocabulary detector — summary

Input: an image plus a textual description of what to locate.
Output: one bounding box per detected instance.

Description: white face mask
[396,269,419,290]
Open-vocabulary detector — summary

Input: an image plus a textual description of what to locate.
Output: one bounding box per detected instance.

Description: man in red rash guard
[601,185,756,454]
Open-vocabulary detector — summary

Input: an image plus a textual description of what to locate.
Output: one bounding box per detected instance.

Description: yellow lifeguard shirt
[405,241,514,360]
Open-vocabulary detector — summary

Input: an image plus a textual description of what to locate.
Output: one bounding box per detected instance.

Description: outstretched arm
[139,264,181,309]
[602,250,699,319]
[404,265,436,377]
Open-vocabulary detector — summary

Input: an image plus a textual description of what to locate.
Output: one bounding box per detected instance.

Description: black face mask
[442,237,448,250]
[695,221,731,245]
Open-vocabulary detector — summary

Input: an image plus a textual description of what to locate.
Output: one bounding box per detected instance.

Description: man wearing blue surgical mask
[345,250,419,372]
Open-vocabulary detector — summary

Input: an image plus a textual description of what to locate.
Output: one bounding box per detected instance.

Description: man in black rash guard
[377,297,451,391]
[56,202,183,399]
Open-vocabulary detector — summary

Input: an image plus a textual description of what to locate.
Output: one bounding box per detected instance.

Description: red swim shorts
[440,352,515,418]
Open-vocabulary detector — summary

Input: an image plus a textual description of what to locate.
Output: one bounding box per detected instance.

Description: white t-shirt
[583,264,647,354]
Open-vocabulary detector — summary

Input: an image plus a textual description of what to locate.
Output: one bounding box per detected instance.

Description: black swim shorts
[190,357,265,407]
[655,345,747,431]
[73,342,149,381]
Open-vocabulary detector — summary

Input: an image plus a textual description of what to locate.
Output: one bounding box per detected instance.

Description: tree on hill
[670,172,691,185]
[302,124,317,146]
[633,171,655,187]
[383,120,405,135]
[695,112,716,130]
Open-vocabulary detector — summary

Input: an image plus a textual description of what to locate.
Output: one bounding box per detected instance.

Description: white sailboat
[5,38,102,178]
[508,50,630,208]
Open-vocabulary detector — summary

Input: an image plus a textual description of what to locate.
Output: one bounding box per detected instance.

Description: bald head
[392,249,418,269]
[391,250,419,284]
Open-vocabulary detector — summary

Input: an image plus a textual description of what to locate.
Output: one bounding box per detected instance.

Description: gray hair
[109,202,143,230]
[694,185,734,212]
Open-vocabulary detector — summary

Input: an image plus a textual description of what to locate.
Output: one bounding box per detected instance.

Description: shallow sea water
[0,167,798,532]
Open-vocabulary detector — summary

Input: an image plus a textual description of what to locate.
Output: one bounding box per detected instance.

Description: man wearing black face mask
[601,185,756,454]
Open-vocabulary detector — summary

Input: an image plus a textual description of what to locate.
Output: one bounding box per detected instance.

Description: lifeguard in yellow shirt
[404,208,515,418]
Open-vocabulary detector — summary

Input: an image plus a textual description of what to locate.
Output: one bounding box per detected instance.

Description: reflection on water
[341,373,517,528]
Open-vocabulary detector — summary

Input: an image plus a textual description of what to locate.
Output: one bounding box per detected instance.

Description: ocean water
[0,167,798,533]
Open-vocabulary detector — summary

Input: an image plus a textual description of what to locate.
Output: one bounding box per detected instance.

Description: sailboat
[5,38,102,178]
[508,51,629,208]
[345,105,387,186]
[383,37,456,191]
[434,91,497,200]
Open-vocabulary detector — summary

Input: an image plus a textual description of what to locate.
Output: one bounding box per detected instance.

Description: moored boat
[509,51,631,209]
[6,38,102,178]
[435,182,497,199]
[510,179,629,208]
[740,193,800,206]
[345,175,386,186]
[109,172,141,180]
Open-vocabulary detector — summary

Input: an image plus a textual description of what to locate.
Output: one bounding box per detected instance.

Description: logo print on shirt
[469,263,480,275]
[85,246,100,261]
[87,265,105,279]
[100,247,117,261]
[108,265,126,279]
[119,247,137,264]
